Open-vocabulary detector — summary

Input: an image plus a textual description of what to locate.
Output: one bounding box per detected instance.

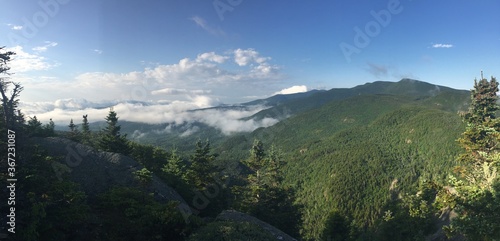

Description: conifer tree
[43,118,55,136]
[98,108,130,154]
[68,119,77,132]
[162,149,185,179]
[185,139,216,189]
[68,119,79,140]
[81,114,90,135]
[236,140,301,237]
[27,116,43,136]
[443,76,500,239]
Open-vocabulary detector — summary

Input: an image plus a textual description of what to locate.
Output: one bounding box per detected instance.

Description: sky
[0,0,499,131]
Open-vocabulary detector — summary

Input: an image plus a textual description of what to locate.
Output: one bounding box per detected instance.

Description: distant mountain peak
[399,78,421,83]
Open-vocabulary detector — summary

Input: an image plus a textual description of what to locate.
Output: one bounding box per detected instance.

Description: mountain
[213,79,470,239]
[26,78,476,240]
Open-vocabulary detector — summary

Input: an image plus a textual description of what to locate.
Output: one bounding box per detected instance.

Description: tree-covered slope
[216,80,470,240]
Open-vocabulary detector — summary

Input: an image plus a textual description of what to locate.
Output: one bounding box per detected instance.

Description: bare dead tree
[0,47,23,130]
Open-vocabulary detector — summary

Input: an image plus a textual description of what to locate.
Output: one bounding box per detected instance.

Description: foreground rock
[217,210,297,241]
[33,137,187,205]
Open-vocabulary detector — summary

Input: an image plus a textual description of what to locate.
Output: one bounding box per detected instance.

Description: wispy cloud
[431,43,453,48]
[32,41,58,53]
[191,16,226,36]
[151,88,211,96]
[366,62,389,78]
[8,24,23,30]
[93,49,103,54]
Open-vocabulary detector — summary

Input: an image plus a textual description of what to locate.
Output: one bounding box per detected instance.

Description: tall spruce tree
[44,118,55,136]
[236,140,302,237]
[162,149,185,179]
[185,139,216,189]
[81,114,90,135]
[444,76,500,239]
[98,108,130,154]
[68,119,79,140]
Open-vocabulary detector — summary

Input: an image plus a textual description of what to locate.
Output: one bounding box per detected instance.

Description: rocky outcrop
[32,137,187,206]
[426,208,464,241]
[216,210,297,241]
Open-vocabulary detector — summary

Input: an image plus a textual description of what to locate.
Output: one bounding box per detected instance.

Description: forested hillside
[3,46,500,240]
[215,81,470,239]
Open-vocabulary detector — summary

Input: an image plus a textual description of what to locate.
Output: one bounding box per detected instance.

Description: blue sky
[1,0,499,126]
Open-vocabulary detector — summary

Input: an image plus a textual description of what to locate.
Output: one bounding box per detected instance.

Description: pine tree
[236,140,302,238]
[81,114,90,135]
[98,109,130,154]
[68,119,80,140]
[43,118,55,136]
[443,76,500,239]
[27,116,43,136]
[68,119,77,132]
[185,139,216,189]
[244,139,266,192]
[162,149,185,179]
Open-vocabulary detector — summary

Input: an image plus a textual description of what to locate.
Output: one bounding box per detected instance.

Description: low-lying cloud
[21,98,280,135]
[273,85,308,95]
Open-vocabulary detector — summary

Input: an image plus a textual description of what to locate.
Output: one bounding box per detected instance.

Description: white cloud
[191,16,226,36]
[197,52,228,63]
[431,43,453,48]
[273,85,308,95]
[234,48,270,66]
[6,46,55,72]
[16,48,284,107]
[6,24,23,30]
[32,41,58,53]
[93,49,103,54]
[21,98,280,135]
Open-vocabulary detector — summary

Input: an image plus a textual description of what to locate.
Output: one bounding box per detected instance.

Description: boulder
[32,137,187,206]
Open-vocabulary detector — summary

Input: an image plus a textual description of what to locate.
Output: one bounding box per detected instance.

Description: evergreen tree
[80,114,92,145]
[68,119,80,140]
[98,109,130,154]
[68,119,77,132]
[43,118,55,136]
[81,114,90,135]
[134,167,153,193]
[443,76,500,239]
[185,139,216,189]
[162,149,185,179]
[27,116,43,137]
[236,140,302,238]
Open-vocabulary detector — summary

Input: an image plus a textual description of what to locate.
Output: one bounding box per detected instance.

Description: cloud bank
[10,47,300,135]
[21,98,279,135]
